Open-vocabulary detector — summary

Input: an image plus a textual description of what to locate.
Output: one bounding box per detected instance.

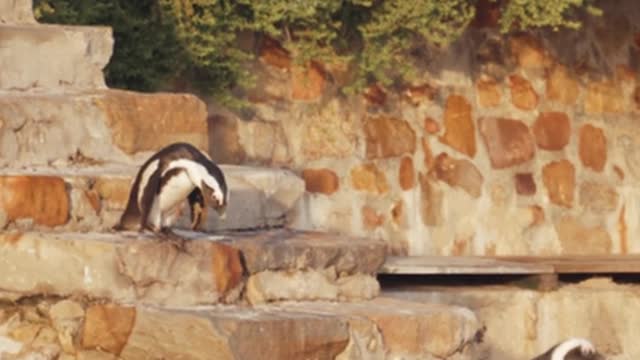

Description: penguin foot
[112,222,130,233]
[137,225,187,251]
[159,227,187,252]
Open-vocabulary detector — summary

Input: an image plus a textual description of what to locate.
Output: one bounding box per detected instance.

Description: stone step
[0,24,112,90]
[0,164,304,232]
[382,279,634,359]
[0,296,483,360]
[0,89,208,166]
[0,229,386,306]
[0,0,35,24]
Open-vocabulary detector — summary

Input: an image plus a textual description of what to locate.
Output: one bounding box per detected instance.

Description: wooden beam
[380,256,554,275]
[380,255,640,275]
[490,255,640,274]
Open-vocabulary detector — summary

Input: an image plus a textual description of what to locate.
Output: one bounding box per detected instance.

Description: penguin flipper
[139,168,162,231]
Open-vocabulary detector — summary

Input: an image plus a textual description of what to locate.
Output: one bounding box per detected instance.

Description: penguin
[187,187,208,230]
[531,338,605,360]
[113,142,229,238]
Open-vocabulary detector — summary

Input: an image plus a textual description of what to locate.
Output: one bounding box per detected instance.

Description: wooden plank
[380,255,640,276]
[491,255,640,274]
[380,256,554,275]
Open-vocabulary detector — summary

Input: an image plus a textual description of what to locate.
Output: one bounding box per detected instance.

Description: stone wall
[387,278,640,360]
[210,0,640,256]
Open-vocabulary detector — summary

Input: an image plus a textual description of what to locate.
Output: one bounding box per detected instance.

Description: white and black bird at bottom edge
[113,142,229,250]
[530,338,606,360]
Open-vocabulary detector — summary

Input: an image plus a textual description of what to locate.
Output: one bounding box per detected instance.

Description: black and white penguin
[113,142,229,237]
[531,338,604,360]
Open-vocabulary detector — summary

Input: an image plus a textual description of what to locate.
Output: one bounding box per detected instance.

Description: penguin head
[175,155,229,220]
[201,180,228,218]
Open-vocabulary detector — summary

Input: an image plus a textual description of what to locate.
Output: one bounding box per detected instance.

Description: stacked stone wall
[211,0,640,256]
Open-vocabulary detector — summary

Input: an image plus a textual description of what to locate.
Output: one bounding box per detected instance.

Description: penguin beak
[216,204,227,220]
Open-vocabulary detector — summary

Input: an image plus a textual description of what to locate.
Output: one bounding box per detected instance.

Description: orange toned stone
[479,117,535,169]
[96,90,208,154]
[432,153,483,198]
[514,173,536,196]
[419,172,443,226]
[351,163,389,194]
[0,176,69,226]
[292,61,327,101]
[211,243,244,296]
[1,233,23,245]
[546,65,579,105]
[584,80,624,114]
[82,304,136,355]
[302,168,339,195]
[424,117,440,135]
[398,156,415,190]
[616,64,635,83]
[555,216,612,255]
[485,242,497,256]
[532,112,571,151]
[93,177,131,210]
[476,77,501,107]
[613,165,625,180]
[259,37,291,69]
[452,237,471,256]
[364,83,387,106]
[579,124,607,172]
[509,34,549,69]
[422,138,435,169]
[391,200,405,227]
[403,83,436,105]
[579,182,618,213]
[529,205,545,227]
[439,95,476,157]
[542,160,575,208]
[84,189,101,214]
[364,116,416,159]
[509,74,538,110]
[634,86,640,110]
[362,205,384,230]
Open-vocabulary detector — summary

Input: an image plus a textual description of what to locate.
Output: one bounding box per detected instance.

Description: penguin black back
[531,338,604,360]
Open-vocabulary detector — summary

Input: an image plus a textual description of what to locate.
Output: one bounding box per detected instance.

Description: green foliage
[499,0,602,33]
[157,0,253,107]
[33,0,601,105]
[355,0,476,89]
[238,0,344,64]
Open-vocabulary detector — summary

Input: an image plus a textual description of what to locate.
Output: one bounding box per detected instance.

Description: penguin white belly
[157,171,196,225]
[161,203,184,227]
